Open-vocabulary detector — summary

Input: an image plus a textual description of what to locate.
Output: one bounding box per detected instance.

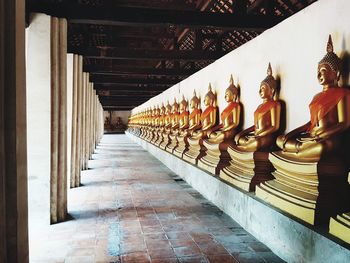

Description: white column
[67,54,74,189]
[26,13,51,226]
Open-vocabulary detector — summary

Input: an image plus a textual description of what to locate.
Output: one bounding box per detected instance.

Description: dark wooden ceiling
[27,0,316,111]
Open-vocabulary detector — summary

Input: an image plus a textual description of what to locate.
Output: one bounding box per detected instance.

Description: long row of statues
[127,35,350,244]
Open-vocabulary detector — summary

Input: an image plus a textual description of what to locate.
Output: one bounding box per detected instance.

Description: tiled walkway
[30,134,283,263]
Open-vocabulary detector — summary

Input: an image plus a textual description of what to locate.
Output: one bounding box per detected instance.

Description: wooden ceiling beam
[71,47,224,60]
[97,90,163,96]
[94,84,168,92]
[28,2,281,31]
[103,107,134,111]
[89,75,181,85]
[84,67,195,77]
[103,106,134,111]
[99,94,156,99]
[99,98,150,107]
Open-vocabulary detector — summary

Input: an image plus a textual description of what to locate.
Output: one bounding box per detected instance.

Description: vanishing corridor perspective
[30,135,283,263]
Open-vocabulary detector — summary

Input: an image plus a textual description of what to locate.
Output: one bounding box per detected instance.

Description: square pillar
[0,0,28,262]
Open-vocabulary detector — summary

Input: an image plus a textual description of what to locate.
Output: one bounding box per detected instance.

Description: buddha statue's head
[179,95,188,112]
[172,99,179,113]
[318,35,341,86]
[165,101,172,115]
[225,75,239,103]
[260,63,276,100]
[190,90,200,109]
[204,83,216,106]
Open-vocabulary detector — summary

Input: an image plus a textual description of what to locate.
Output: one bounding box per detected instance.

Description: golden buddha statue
[140,109,147,139]
[183,84,218,164]
[146,106,159,142]
[164,101,172,130]
[153,104,166,145]
[235,63,281,152]
[158,101,172,147]
[143,108,153,140]
[208,75,241,143]
[171,99,180,130]
[199,75,241,175]
[174,91,201,158]
[220,63,280,191]
[178,95,190,131]
[166,99,181,152]
[154,106,161,127]
[190,84,218,140]
[256,35,350,226]
[276,36,350,160]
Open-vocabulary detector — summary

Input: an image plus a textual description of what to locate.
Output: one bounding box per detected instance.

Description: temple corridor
[30,134,283,263]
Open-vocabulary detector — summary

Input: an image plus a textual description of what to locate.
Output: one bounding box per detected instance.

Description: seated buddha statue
[190,84,218,140]
[199,76,241,175]
[158,101,172,147]
[170,99,180,131]
[208,75,241,143]
[173,91,201,158]
[166,99,181,152]
[178,95,190,132]
[276,36,350,160]
[256,36,350,226]
[184,85,218,164]
[154,106,160,127]
[153,104,166,145]
[234,63,281,152]
[180,91,201,137]
[220,63,281,191]
[164,101,172,132]
[146,106,159,142]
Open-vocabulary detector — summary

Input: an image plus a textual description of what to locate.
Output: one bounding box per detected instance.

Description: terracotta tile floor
[30,134,284,263]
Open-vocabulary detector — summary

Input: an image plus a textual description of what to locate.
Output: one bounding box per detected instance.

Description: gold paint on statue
[173,91,201,158]
[183,84,218,164]
[256,35,350,226]
[220,64,280,191]
[160,100,177,149]
[235,63,281,152]
[167,96,189,153]
[165,99,181,152]
[153,104,166,145]
[276,36,350,160]
[198,75,241,175]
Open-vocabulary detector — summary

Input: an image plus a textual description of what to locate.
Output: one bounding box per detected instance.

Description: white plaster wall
[67,54,73,187]
[133,0,350,131]
[26,13,51,227]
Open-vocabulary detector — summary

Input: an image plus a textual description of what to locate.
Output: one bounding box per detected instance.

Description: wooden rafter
[28,2,282,31]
